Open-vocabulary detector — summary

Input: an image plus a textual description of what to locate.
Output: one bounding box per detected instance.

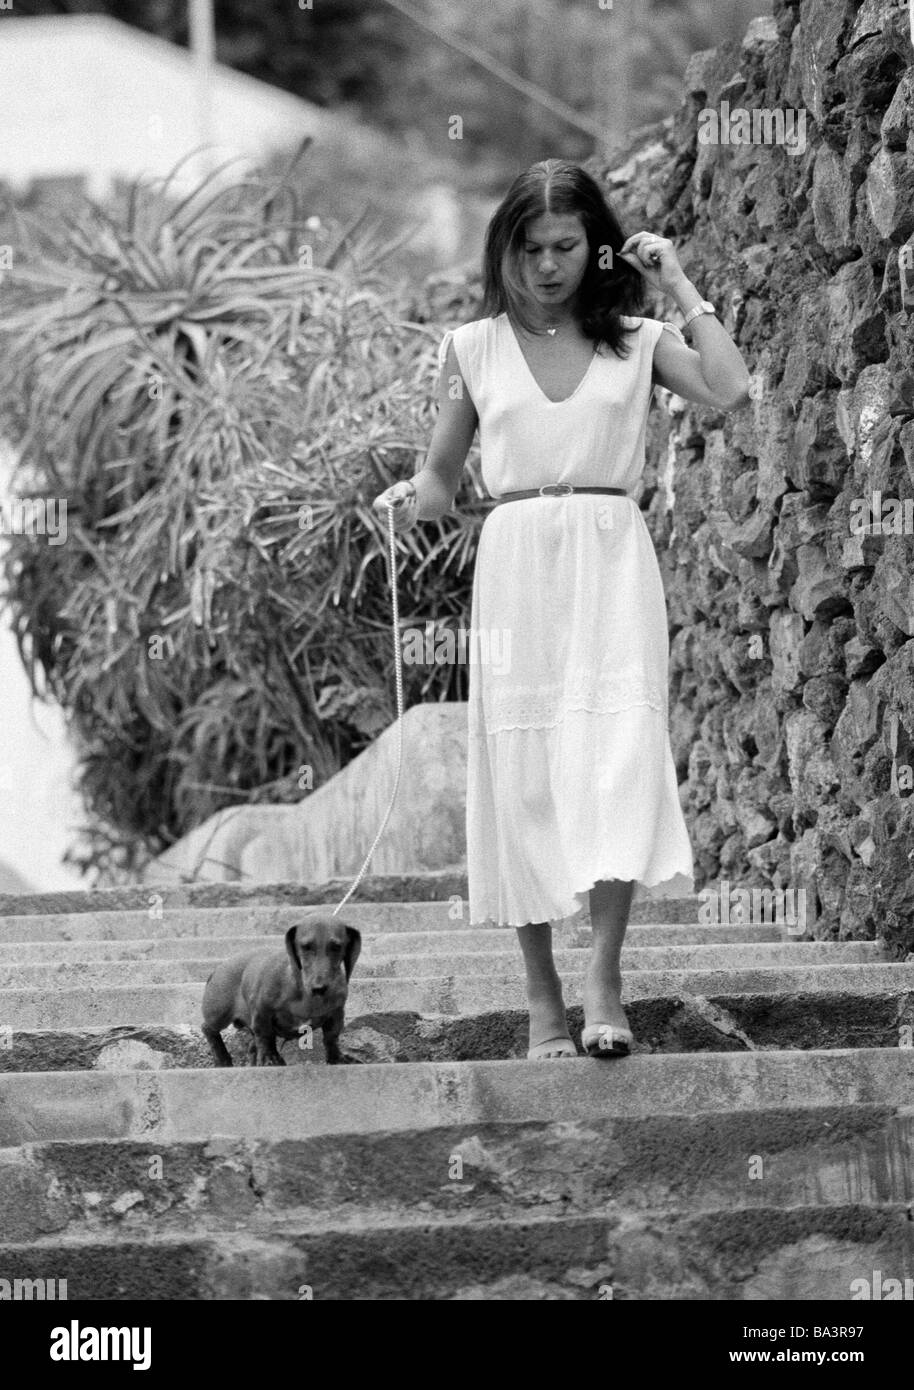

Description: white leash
[331,499,405,916]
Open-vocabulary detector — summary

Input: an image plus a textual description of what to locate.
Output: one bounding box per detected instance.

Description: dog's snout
[311,984,329,996]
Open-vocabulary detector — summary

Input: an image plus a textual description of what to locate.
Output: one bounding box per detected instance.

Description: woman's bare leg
[516,921,574,1056]
[584,879,635,1032]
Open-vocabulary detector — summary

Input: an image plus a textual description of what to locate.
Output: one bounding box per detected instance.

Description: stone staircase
[0,873,912,1300]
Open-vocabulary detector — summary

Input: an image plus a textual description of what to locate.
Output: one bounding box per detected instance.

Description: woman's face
[518,211,590,311]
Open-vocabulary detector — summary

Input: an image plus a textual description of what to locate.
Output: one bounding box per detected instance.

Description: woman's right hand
[372,479,419,532]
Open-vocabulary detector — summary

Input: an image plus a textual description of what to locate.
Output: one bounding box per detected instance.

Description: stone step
[4,1105,912,1243]
[0,940,884,992]
[0,920,787,953]
[0,878,699,923]
[0,873,473,917]
[1,963,911,1029]
[0,902,718,943]
[3,983,912,1071]
[2,1050,913,1145]
[0,1202,911,1300]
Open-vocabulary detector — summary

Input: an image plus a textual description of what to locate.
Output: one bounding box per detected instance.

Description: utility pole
[593,0,644,164]
[189,0,216,176]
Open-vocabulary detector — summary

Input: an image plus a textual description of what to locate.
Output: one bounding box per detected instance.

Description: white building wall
[0,15,345,197]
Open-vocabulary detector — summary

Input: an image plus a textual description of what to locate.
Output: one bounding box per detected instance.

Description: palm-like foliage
[0,145,485,883]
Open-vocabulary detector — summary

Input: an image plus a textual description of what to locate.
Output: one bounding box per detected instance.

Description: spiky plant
[0,144,485,883]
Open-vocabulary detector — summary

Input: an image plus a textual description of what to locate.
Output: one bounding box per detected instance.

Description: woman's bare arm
[652,327,751,412]
[651,272,751,412]
[411,339,479,520]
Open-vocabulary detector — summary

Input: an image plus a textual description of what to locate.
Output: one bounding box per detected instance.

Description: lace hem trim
[469,675,666,733]
[467,860,695,927]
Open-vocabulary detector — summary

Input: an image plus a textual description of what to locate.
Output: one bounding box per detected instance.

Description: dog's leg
[253,1038,285,1066]
[251,1012,285,1066]
[202,1025,233,1067]
[322,1009,349,1065]
[233,1024,257,1067]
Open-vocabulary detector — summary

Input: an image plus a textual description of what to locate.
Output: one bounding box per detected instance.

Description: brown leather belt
[493,484,628,504]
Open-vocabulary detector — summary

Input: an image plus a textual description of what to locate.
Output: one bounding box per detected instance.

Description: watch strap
[682,300,716,329]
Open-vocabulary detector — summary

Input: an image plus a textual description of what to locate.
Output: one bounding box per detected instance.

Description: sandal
[581,1023,633,1058]
[527,1036,578,1060]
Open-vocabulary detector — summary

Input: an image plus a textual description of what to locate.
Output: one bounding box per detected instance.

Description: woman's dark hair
[480,158,647,358]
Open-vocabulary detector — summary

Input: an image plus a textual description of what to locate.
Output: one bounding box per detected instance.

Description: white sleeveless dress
[437,312,695,928]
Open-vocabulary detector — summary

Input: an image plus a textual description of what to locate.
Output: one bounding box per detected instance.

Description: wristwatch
[682,299,716,330]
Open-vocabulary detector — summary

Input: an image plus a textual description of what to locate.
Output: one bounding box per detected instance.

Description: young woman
[373,158,751,1060]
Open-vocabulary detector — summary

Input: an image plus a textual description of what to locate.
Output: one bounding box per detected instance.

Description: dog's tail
[201,965,234,1066]
[202,1022,233,1067]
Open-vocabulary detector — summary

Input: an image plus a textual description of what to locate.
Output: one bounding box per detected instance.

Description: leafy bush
[0,146,485,883]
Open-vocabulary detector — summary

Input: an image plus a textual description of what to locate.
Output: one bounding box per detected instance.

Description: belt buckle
[539,483,574,497]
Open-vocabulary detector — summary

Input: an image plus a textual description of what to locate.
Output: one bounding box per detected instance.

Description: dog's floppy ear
[285,924,302,971]
[342,925,362,981]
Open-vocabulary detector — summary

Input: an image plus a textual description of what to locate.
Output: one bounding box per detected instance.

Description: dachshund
[201,915,361,1066]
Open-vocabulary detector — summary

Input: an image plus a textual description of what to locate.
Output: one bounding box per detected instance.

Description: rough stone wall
[598,0,914,954]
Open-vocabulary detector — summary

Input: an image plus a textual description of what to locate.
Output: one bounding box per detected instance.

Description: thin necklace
[518,317,572,339]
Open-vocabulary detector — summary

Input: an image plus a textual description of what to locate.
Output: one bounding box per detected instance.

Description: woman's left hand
[617,232,685,294]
